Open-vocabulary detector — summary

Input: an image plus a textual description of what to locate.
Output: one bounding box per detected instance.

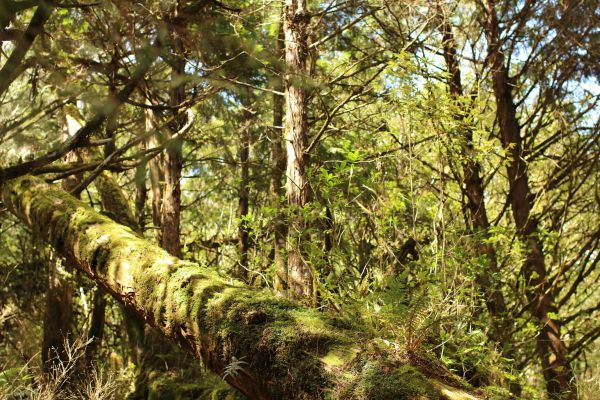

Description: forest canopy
[0,0,598,399]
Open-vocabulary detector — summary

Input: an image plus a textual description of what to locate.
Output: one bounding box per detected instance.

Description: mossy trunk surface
[2,175,477,400]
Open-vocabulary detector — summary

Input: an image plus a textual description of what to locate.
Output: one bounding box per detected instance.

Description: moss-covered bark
[2,175,477,400]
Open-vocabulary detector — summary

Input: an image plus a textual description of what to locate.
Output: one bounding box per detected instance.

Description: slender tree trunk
[0,1,52,97]
[84,288,106,363]
[41,255,73,372]
[438,10,508,345]
[135,160,148,231]
[145,106,164,244]
[129,159,150,400]
[272,13,288,295]
[236,97,252,282]
[162,23,186,258]
[483,2,575,398]
[284,0,314,304]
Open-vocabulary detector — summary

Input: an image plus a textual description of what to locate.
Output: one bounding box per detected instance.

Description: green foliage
[0,0,598,398]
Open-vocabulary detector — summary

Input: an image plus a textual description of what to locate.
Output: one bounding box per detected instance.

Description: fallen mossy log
[2,175,478,400]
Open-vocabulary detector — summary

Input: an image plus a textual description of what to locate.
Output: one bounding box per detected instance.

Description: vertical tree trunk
[135,160,148,231]
[84,288,106,363]
[83,86,121,363]
[145,106,164,244]
[284,0,314,304]
[162,19,186,258]
[482,2,576,398]
[236,94,253,282]
[272,13,288,295]
[438,10,508,345]
[41,255,73,372]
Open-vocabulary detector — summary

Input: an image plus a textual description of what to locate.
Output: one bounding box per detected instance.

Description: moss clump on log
[2,175,477,400]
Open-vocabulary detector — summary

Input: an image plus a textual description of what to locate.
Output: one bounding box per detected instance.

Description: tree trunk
[272,13,288,295]
[84,288,106,363]
[483,1,576,398]
[438,10,508,345]
[41,255,72,372]
[134,160,147,231]
[96,170,172,399]
[236,94,253,282]
[2,175,477,400]
[161,21,186,258]
[284,0,314,304]
[145,106,164,244]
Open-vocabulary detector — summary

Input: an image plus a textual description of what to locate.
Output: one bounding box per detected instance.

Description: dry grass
[0,336,131,400]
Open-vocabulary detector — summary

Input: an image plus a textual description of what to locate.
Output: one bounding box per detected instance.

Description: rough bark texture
[284,0,314,304]
[2,175,477,400]
[162,19,186,258]
[271,14,288,295]
[483,1,576,398]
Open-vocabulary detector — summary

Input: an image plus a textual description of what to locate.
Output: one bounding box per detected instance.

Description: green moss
[321,346,359,368]
[147,373,241,400]
[2,176,475,400]
[481,385,512,400]
[342,361,442,400]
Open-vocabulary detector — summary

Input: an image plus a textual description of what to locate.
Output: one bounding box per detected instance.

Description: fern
[377,275,437,352]
[222,356,249,380]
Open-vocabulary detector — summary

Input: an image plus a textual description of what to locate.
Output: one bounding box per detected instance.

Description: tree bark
[284,0,314,304]
[41,255,73,372]
[134,160,148,231]
[272,13,288,295]
[95,170,157,399]
[161,16,187,258]
[145,106,164,244]
[2,175,477,400]
[84,288,106,363]
[236,94,253,282]
[482,1,576,398]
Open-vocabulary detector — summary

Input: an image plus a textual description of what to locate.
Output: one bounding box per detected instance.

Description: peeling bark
[2,175,476,400]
